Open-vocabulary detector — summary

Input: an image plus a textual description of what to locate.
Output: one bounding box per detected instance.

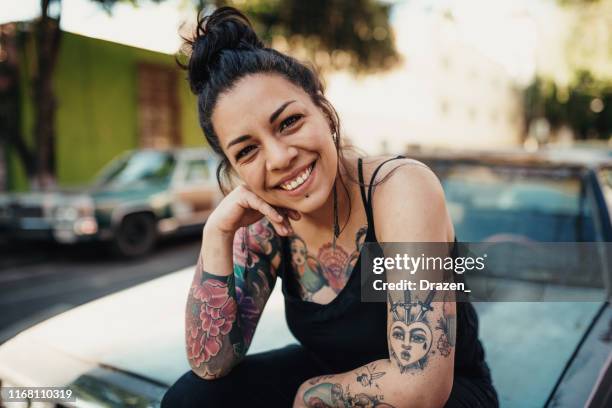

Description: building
[326,11,524,154]
[0,24,204,191]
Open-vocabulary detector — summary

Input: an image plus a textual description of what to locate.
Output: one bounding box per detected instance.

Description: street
[0,234,201,344]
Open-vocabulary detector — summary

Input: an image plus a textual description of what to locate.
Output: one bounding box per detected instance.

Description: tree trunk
[0,23,36,187]
[32,0,62,190]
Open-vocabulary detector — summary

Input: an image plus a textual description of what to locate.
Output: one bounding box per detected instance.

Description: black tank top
[278,155,492,379]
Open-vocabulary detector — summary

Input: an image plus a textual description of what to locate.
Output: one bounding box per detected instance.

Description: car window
[97,151,176,187]
[183,159,211,184]
[434,164,596,243]
[430,162,604,289]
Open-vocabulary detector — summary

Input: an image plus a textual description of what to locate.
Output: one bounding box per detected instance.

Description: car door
[171,156,222,228]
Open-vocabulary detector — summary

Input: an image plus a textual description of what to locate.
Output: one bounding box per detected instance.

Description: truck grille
[10,203,44,218]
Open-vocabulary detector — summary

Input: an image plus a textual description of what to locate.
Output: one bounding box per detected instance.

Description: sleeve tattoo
[186,220,281,378]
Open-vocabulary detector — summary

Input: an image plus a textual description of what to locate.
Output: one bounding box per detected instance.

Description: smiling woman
[162,5,498,408]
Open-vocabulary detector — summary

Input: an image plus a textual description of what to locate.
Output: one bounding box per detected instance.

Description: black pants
[161,344,499,408]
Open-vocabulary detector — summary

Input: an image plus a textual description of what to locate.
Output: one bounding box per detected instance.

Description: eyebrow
[225,100,297,150]
[269,100,295,124]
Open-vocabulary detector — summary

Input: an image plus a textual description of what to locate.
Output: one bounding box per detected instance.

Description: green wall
[9,31,205,190]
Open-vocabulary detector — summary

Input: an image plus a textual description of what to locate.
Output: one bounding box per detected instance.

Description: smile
[279,161,315,191]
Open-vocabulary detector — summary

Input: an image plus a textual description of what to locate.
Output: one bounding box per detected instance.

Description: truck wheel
[112,213,157,258]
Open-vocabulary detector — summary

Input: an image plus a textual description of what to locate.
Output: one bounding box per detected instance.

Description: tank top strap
[357,155,406,242]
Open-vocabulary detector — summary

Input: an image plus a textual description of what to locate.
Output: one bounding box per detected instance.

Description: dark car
[0,148,223,257]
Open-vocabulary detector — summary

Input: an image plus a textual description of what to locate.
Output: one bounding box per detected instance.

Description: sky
[0,0,566,83]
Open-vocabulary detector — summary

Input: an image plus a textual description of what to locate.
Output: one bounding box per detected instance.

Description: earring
[332,179,339,250]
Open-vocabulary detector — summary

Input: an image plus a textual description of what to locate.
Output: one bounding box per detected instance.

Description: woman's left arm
[294,161,456,408]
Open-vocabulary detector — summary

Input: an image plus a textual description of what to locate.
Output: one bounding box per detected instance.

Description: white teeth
[280,163,314,191]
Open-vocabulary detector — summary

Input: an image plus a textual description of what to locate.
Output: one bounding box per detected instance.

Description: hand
[205,184,301,237]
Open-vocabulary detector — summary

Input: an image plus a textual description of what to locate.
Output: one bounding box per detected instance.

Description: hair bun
[186,6,264,93]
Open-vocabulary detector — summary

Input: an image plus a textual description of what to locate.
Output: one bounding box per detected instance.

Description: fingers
[242,192,292,236]
[286,209,301,221]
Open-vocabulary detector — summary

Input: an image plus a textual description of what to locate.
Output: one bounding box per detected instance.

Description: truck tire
[112,213,157,258]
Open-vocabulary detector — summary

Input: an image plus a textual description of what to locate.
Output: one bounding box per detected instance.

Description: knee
[161,370,233,408]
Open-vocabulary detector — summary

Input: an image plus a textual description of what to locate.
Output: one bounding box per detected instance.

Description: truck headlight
[55,206,80,221]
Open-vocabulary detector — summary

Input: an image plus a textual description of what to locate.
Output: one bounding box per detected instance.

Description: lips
[274,160,317,197]
[274,160,316,189]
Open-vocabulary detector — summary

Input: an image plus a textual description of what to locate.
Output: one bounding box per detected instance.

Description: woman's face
[212,73,338,214]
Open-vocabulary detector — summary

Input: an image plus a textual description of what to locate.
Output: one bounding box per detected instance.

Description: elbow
[421,376,453,408]
[431,377,453,408]
[394,375,453,408]
[188,360,235,381]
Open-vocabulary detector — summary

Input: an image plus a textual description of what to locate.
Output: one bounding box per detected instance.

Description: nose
[265,138,298,172]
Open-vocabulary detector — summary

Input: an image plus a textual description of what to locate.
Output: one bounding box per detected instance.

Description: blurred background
[0,1,611,407]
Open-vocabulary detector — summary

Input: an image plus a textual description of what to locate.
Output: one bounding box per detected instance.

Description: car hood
[0,267,295,392]
[0,269,192,389]
[2,182,168,206]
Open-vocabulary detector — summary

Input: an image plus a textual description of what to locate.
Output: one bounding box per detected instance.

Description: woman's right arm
[184,185,294,379]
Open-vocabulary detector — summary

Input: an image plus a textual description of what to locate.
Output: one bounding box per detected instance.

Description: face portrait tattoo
[388,290,436,372]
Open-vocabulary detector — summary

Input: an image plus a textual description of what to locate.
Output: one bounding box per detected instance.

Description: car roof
[121,147,218,161]
[406,147,612,170]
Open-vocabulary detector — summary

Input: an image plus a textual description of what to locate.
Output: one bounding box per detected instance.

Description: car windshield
[434,164,596,242]
[96,151,176,187]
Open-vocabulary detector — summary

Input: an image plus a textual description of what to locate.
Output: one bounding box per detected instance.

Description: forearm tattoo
[186,269,239,378]
[186,219,281,378]
[302,363,392,408]
[303,382,394,408]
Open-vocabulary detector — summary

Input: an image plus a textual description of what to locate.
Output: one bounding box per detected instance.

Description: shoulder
[358,155,433,186]
[364,155,453,242]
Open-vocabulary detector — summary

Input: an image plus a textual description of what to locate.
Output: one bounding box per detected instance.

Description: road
[0,234,201,344]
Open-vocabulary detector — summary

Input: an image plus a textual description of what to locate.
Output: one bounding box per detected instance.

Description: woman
[162,6,498,408]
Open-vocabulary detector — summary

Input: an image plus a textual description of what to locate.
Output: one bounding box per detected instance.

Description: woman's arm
[186,218,282,379]
[294,160,456,408]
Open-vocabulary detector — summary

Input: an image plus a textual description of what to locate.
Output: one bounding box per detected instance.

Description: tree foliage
[204,0,400,74]
[524,71,612,140]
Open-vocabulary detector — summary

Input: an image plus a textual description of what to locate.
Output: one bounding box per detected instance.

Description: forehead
[212,73,310,142]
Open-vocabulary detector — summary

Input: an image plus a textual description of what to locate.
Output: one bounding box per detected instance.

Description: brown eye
[279,114,303,132]
[236,145,256,160]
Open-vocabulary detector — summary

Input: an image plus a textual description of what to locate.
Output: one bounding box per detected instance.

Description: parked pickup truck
[0,148,223,257]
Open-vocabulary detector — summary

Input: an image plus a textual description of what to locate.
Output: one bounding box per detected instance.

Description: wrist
[203,221,235,243]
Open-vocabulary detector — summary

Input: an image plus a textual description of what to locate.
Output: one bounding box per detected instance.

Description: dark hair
[178,5,361,234]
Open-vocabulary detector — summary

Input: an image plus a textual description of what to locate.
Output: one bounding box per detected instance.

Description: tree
[202,0,399,73]
[523,71,612,140]
[0,0,164,191]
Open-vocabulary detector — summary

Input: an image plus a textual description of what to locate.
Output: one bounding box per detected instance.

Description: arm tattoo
[435,297,456,357]
[355,363,386,389]
[388,290,437,373]
[303,382,395,408]
[186,219,281,378]
[186,269,238,378]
